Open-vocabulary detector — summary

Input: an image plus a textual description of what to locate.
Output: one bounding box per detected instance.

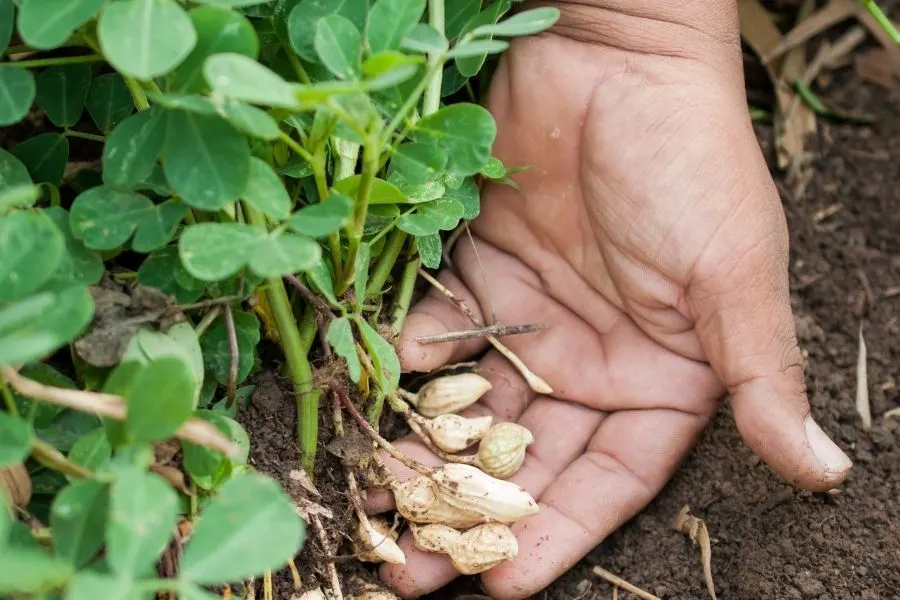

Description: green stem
[64,129,105,142]
[380,61,445,148]
[366,391,386,425]
[366,228,408,297]
[124,76,150,111]
[276,130,316,165]
[860,0,900,43]
[276,21,311,84]
[32,438,93,479]
[423,0,446,116]
[0,54,104,68]
[1,376,19,417]
[391,255,421,338]
[297,304,319,356]
[245,204,320,475]
[337,131,379,295]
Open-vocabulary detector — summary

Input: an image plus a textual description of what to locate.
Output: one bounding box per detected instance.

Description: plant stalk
[366,228,408,297]
[860,0,900,43]
[423,0,446,116]
[1,54,104,68]
[32,438,93,479]
[391,256,421,338]
[1,376,19,417]
[337,131,380,294]
[244,203,320,475]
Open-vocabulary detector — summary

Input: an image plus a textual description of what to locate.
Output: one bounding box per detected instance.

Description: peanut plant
[0,0,559,597]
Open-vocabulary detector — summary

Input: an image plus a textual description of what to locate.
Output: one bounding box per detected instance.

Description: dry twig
[1,366,240,456]
[414,323,549,345]
[224,304,239,408]
[591,566,661,600]
[416,268,553,394]
[674,506,717,600]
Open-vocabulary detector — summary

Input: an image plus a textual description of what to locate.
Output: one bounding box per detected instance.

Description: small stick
[287,559,302,590]
[2,366,239,457]
[172,294,245,314]
[334,382,432,476]
[310,513,344,600]
[414,323,549,345]
[224,304,239,408]
[416,269,553,394]
[263,570,273,600]
[592,566,661,600]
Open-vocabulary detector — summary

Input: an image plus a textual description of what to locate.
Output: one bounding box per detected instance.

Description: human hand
[365,3,853,598]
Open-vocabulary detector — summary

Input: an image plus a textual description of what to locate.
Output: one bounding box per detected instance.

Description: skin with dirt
[240,40,900,600]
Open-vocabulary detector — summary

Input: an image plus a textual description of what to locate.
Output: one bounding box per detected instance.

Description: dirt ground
[240,28,900,600]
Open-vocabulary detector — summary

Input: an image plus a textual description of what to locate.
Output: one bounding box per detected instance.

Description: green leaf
[98,0,198,80]
[0,412,32,467]
[448,39,508,58]
[0,283,94,367]
[0,210,65,302]
[470,7,560,37]
[125,357,195,443]
[397,198,464,236]
[365,0,424,54]
[306,259,339,306]
[333,175,406,204]
[353,242,369,305]
[446,0,481,40]
[388,169,443,203]
[314,14,361,79]
[278,155,312,178]
[0,68,34,126]
[455,0,510,76]
[70,186,154,250]
[0,0,13,56]
[36,409,101,453]
[16,0,105,50]
[34,63,91,128]
[85,73,135,134]
[179,222,264,281]
[355,316,399,394]
[10,363,70,428]
[391,142,448,184]
[287,0,367,62]
[416,232,441,268]
[42,207,103,285]
[102,108,166,188]
[217,98,281,140]
[182,410,249,490]
[107,468,179,576]
[180,473,306,584]
[286,193,353,237]
[241,157,291,219]
[50,479,108,567]
[138,246,205,304]
[123,323,205,405]
[0,148,31,191]
[401,23,448,54]
[0,184,39,212]
[362,50,424,79]
[131,199,188,253]
[204,53,299,108]
[444,176,479,219]
[0,546,73,595]
[412,104,497,176]
[67,427,112,476]
[326,317,360,382]
[65,572,137,600]
[163,109,251,210]
[10,133,68,186]
[200,310,260,387]
[170,5,259,93]
[249,233,322,277]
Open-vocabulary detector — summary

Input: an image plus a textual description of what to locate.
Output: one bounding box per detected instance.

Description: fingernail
[804,415,853,477]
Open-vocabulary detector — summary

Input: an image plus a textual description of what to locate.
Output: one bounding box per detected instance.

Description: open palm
[366,26,851,600]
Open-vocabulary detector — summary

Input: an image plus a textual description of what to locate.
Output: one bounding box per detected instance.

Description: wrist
[524,0,740,64]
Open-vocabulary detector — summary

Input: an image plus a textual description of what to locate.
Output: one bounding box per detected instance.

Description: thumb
[689,219,852,492]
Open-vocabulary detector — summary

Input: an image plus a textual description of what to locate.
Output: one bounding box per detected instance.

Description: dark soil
[245,25,900,600]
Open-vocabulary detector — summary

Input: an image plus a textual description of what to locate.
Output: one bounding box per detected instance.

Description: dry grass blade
[1,366,240,457]
[884,407,900,420]
[763,0,857,63]
[855,47,900,89]
[591,566,661,600]
[856,323,871,431]
[824,26,869,68]
[674,506,717,600]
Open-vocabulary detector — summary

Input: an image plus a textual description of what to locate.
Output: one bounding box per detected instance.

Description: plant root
[591,566,661,600]
[674,505,717,600]
[1,366,240,457]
